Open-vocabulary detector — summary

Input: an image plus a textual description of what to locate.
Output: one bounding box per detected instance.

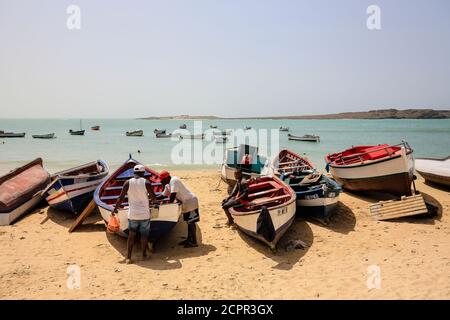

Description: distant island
[139,109,450,120]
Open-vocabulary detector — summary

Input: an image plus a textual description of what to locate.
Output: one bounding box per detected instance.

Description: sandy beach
[0,170,449,300]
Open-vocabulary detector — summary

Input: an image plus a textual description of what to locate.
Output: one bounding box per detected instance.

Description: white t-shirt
[127,177,150,220]
[163,176,198,213]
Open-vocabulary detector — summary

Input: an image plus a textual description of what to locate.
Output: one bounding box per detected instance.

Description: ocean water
[1,118,449,175]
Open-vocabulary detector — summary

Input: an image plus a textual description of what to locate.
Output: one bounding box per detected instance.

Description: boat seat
[248,187,282,198]
[250,194,291,206]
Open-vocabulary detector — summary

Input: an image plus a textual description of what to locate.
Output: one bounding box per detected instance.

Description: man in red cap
[159,170,199,247]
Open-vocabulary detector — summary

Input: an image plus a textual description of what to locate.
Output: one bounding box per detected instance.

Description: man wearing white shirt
[160,171,199,247]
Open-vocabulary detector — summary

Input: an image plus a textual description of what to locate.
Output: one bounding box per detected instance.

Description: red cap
[159,170,170,180]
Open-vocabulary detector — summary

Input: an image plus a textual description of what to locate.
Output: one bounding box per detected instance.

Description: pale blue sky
[1,0,449,118]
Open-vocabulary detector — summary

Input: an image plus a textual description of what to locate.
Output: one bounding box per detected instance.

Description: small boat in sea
[0,158,50,225]
[42,160,109,214]
[0,131,26,138]
[279,126,289,132]
[325,141,414,196]
[69,129,85,136]
[70,120,85,136]
[180,133,205,140]
[154,129,166,135]
[210,125,218,129]
[213,130,232,136]
[269,149,315,176]
[244,126,252,130]
[215,136,227,143]
[415,156,450,187]
[94,156,182,238]
[32,133,55,139]
[126,130,144,137]
[179,124,187,129]
[282,170,341,222]
[91,126,100,131]
[221,144,270,190]
[156,133,172,138]
[228,176,296,250]
[288,134,320,142]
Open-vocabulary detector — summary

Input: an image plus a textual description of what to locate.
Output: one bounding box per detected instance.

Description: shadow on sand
[45,207,106,232]
[106,221,216,270]
[301,201,356,235]
[423,180,450,193]
[236,218,314,271]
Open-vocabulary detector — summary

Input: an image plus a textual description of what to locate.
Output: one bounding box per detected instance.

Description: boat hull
[416,170,450,187]
[328,148,414,196]
[32,133,55,139]
[0,133,25,138]
[231,200,296,249]
[296,195,339,221]
[0,194,43,226]
[415,157,450,187]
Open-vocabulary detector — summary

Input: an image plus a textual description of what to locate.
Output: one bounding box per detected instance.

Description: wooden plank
[368,194,428,221]
[68,199,97,233]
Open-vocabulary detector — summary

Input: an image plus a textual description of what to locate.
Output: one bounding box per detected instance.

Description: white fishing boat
[325,141,414,196]
[288,134,320,142]
[229,176,296,250]
[269,149,315,176]
[415,156,450,187]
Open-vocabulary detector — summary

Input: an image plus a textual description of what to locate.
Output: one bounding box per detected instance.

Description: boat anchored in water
[288,134,320,142]
[154,129,166,135]
[279,126,289,132]
[126,130,144,137]
[42,160,109,215]
[32,133,55,139]
[94,156,182,239]
[0,131,26,138]
[91,126,100,131]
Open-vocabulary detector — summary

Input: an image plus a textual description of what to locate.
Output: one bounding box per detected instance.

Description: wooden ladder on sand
[368,194,429,221]
[68,199,97,233]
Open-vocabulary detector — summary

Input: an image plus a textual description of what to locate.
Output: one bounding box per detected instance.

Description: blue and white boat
[43,160,109,214]
[271,149,341,222]
[282,171,342,222]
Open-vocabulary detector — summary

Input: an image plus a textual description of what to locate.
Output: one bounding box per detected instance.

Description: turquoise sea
[1,118,449,175]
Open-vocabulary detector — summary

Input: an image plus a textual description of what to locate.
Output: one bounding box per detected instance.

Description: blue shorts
[128,219,151,236]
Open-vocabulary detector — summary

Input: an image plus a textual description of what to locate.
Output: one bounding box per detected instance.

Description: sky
[0,0,450,118]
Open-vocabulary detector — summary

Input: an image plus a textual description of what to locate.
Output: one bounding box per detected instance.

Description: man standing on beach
[221,169,251,226]
[160,171,200,248]
[112,164,156,264]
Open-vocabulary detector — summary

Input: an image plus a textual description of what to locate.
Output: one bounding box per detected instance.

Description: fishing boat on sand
[288,134,320,142]
[42,160,109,214]
[32,133,55,139]
[126,130,144,137]
[269,149,315,176]
[154,129,166,135]
[94,156,182,239]
[0,131,26,138]
[415,156,450,187]
[229,176,296,250]
[91,126,100,131]
[221,144,270,191]
[325,141,414,196]
[0,158,50,225]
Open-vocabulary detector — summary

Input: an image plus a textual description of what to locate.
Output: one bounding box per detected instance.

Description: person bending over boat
[160,171,200,248]
[221,169,251,226]
[112,164,156,264]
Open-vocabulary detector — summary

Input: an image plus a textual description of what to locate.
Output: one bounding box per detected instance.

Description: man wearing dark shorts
[160,171,200,248]
[221,169,250,226]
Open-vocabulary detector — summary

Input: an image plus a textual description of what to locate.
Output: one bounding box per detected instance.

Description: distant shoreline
[139,109,450,120]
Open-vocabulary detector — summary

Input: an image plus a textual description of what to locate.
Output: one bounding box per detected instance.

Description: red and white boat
[0,158,50,225]
[269,149,315,176]
[229,176,296,250]
[325,141,414,196]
